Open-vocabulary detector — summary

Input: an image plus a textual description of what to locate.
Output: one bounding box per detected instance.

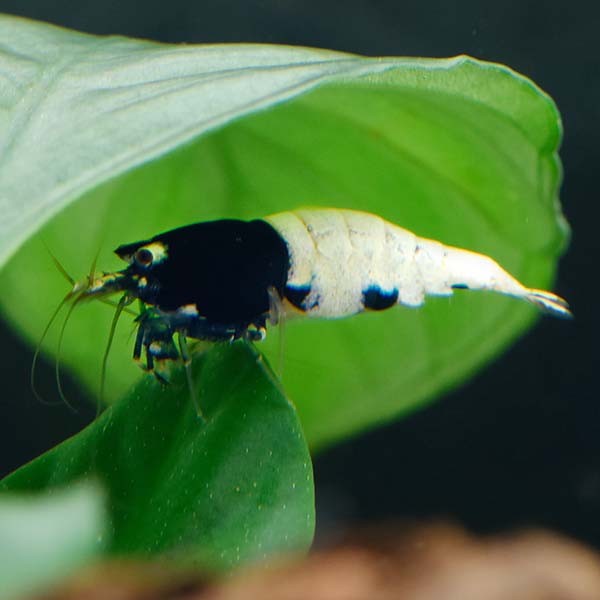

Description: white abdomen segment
[264,208,570,319]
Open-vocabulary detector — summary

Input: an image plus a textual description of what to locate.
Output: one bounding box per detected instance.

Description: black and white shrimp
[62,208,569,415]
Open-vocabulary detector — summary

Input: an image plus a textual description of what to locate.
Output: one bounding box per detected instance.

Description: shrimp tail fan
[525,289,572,319]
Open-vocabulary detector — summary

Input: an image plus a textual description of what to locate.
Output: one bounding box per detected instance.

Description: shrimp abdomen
[265,208,570,319]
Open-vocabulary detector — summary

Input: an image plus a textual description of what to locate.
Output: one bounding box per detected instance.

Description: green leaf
[0,15,568,449]
[1,342,315,570]
[0,482,105,600]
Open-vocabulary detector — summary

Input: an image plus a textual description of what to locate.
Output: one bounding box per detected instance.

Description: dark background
[1,0,598,548]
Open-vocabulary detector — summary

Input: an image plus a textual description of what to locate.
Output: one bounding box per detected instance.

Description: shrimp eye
[135,248,154,267]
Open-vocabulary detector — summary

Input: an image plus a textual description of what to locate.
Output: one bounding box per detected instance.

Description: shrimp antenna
[30,291,75,406]
[87,248,101,288]
[45,242,138,316]
[98,294,130,415]
[38,244,137,411]
[54,292,86,413]
[32,246,83,407]
[43,243,76,285]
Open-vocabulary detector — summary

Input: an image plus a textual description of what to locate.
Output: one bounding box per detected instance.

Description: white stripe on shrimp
[264,208,570,319]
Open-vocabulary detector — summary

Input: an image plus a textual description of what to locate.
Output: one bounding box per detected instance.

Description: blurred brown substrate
[42,523,600,600]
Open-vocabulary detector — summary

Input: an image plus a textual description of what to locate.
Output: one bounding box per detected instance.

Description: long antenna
[54,293,86,412]
[44,244,76,285]
[37,243,140,411]
[98,294,130,415]
[30,291,75,406]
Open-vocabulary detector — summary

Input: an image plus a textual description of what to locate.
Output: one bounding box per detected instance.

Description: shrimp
[51,208,569,417]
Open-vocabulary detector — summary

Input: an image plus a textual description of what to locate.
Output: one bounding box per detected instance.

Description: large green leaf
[0,483,105,600]
[1,342,314,570]
[0,15,568,449]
